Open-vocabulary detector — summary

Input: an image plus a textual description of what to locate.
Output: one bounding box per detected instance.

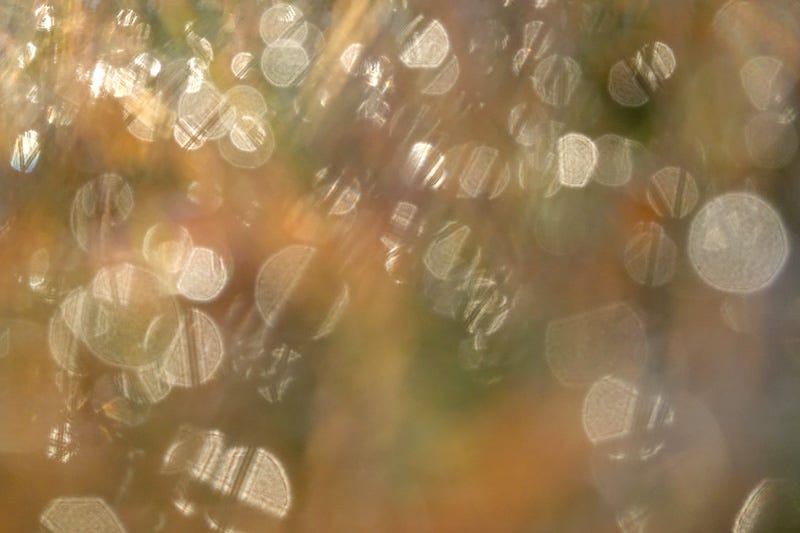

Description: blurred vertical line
[299,250,414,531]
[296,0,379,132]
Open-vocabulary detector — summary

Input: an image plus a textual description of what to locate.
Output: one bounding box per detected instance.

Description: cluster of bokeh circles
[2,0,800,531]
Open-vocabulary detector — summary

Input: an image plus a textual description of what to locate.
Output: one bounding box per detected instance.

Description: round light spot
[400,20,450,69]
[646,166,699,218]
[176,246,230,302]
[688,192,788,293]
[41,497,125,533]
[67,263,181,369]
[557,133,597,188]
[532,54,581,107]
[582,376,639,444]
[259,3,306,45]
[740,56,796,112]
[261,40,309,88]
[593,134,644,187]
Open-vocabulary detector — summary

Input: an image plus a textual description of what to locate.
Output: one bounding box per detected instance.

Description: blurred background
[1,0,800,531]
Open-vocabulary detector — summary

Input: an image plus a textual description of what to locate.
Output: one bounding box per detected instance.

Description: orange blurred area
[2,1,800,532]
